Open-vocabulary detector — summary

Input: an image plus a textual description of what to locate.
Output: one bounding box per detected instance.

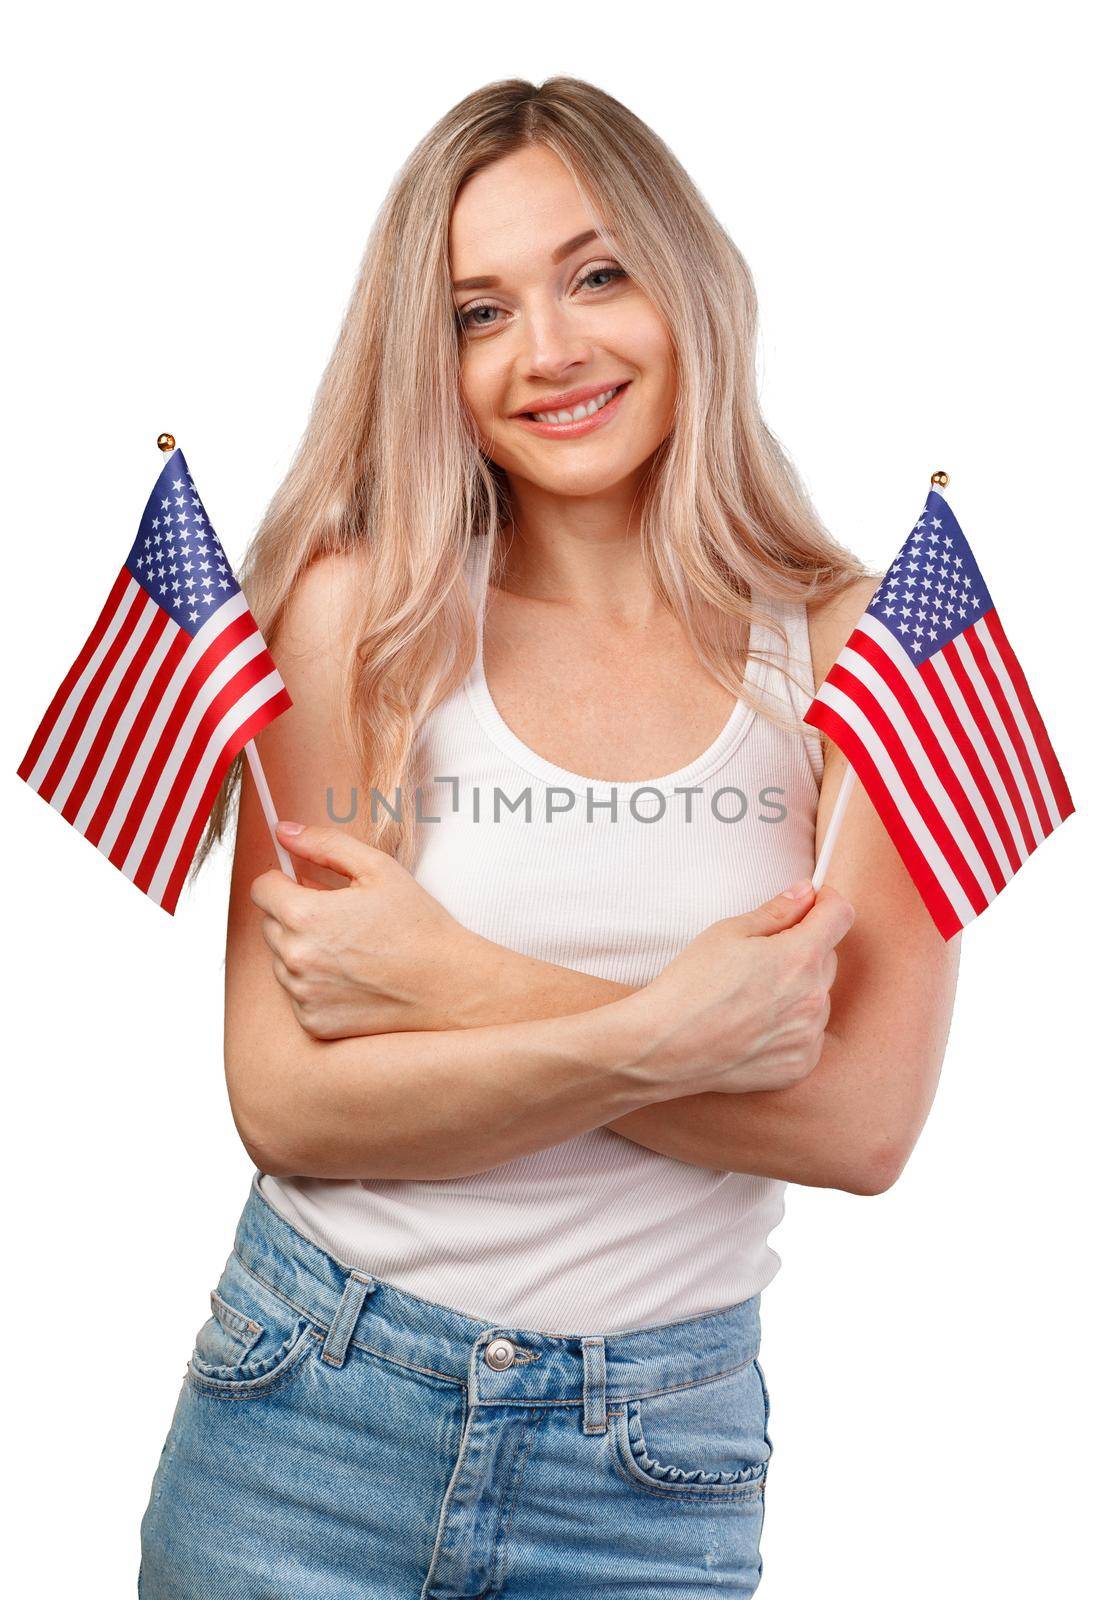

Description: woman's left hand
[249,822,480,1041]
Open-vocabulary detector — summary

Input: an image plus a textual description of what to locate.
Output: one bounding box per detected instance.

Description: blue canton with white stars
[865,489,994,663]
[125,450,241,638]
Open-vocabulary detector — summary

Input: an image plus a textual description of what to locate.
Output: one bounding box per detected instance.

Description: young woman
[138,77,959,1597]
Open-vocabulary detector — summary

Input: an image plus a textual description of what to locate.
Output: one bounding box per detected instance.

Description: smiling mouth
[523,383,628,424]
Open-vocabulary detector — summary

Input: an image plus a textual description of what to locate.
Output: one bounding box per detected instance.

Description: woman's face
[450,144,676,499]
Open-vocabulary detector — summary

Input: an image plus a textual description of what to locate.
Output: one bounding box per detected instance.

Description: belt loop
[581,1336,607,1435]
[321,1271,376,1368]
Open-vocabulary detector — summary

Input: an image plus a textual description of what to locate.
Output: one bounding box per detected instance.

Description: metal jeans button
[484,1337,517,1370]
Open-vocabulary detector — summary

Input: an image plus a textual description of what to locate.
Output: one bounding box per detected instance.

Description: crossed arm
[371,951,919,1196]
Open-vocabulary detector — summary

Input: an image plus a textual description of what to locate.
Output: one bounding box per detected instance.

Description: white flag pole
[244,738,298,880]
[811,763,856,890]
[155,432,298,883]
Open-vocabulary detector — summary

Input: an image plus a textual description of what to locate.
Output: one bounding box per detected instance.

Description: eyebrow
[451,228,601,292]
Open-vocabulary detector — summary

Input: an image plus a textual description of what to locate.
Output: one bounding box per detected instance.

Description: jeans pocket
[186,1250,320,1398]
[194,1287,266,1369]
[609,1353,772,1504]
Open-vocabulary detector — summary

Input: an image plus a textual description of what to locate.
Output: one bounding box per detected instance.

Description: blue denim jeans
[139,1171,773,1596]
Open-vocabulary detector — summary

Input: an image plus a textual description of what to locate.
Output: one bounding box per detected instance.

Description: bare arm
[224,557,659,1179]
[230,797,663,1180]
[428,724,959,1196]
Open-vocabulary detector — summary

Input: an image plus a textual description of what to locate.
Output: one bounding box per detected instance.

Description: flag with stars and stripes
[803,485,1074,939]
[16,447,292,915]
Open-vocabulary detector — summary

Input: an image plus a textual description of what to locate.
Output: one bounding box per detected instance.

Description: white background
[3,3,1100,1594]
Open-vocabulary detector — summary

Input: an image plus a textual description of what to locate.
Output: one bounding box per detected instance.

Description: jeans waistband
[237,1170,762,1416]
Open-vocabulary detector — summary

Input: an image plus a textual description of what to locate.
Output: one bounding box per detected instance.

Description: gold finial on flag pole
[157,432,176,453]
[931,469,949,487]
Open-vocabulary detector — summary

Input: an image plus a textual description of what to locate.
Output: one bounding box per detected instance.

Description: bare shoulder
[270,547,366,665]
[230,549,367,915]
[807,572,883,694]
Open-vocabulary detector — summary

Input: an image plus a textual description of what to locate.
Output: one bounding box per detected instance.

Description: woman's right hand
[620,882,855,1097]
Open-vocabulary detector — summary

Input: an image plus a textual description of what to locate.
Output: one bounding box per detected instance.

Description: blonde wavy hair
[191,74,871,883]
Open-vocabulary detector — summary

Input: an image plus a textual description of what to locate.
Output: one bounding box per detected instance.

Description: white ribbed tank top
[260,553,824,1334]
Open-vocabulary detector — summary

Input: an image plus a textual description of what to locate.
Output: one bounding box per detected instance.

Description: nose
[519,296,593,381]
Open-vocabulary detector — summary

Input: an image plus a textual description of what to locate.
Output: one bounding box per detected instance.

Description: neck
[497,468,663,625]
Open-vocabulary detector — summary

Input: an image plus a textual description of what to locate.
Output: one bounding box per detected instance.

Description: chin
[524,438,662,482]
[517,460,645,496]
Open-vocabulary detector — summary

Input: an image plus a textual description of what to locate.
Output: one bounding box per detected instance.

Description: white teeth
[531,386,619,424]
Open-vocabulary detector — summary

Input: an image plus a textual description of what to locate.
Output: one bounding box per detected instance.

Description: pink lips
[511,382,631,440]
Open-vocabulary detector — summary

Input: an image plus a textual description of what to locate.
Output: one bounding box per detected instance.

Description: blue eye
[457,262,628,333]
[579,265,627,291]
[458,303,504,331]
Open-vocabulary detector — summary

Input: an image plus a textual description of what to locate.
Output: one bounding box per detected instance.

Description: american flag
[16,447,292,915]
[803,486,1074,939]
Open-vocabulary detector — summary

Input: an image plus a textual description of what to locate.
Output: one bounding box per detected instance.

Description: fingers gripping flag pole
[16,434,299,912]
[803,471,1074,936]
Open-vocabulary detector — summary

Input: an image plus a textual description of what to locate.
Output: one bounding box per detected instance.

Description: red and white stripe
[17,569,291,914]
[804,607,1074,939]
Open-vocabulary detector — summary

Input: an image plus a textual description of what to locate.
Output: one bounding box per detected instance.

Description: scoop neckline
[464,600,775,796]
